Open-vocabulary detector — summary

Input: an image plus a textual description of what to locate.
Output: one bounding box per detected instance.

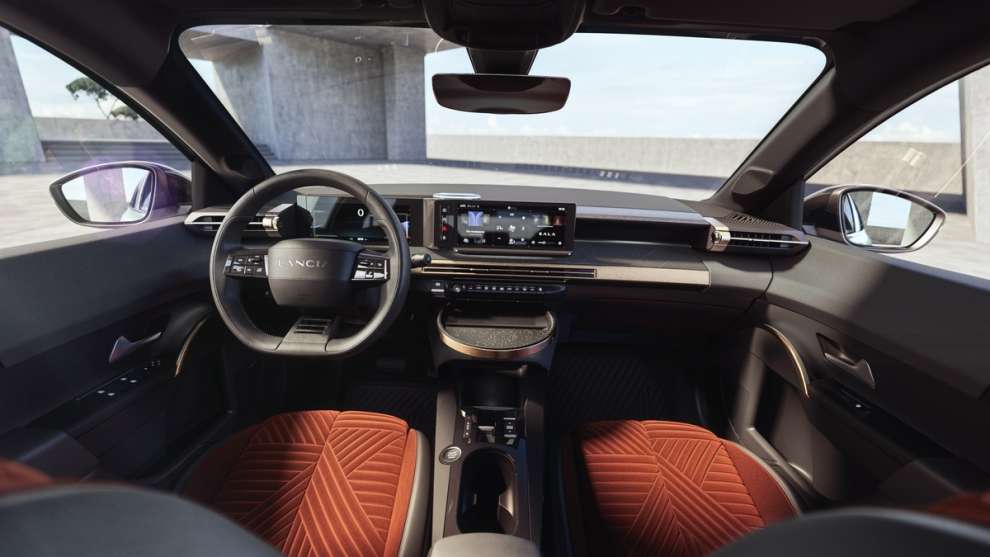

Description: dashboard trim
[577,205,711,225]
[415,258,710,287]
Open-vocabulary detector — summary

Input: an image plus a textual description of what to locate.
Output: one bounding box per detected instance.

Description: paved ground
[2,162,988,281]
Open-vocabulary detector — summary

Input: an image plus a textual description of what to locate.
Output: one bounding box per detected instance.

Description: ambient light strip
[415,259,710,287]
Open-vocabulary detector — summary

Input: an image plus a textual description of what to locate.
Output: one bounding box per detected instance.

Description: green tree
[65,77,140,120]
[109,105,140,120]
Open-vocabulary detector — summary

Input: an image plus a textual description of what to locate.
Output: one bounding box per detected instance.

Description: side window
[0,28,189,251]
[808,66,990,281]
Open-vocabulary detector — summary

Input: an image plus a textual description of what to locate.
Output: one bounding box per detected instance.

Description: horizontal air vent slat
[186,215,264,233]
[728,231,807,249]
[421,264,596,279]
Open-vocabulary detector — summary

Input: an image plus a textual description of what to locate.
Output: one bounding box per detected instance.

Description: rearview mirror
[804,185,945,252]
[432,73,570,114]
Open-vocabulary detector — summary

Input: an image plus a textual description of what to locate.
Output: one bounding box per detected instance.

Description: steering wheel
[209,169,410,357]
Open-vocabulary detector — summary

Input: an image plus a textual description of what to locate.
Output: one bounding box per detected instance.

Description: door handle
[109,331,162,364]
[822,349,877,389]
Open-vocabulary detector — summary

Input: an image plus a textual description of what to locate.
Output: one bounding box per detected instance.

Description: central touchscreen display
[439,201,575,252]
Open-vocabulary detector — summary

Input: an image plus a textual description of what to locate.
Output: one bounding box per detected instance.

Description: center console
[432,366,546,544]
[428,225,557,546]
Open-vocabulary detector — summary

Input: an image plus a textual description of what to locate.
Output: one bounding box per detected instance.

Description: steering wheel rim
[209,169,410,357]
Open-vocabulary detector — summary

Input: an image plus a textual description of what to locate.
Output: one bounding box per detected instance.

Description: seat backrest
[0,483,284,557]
[711,508,990,557]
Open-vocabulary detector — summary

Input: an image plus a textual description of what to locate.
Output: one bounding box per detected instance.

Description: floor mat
[547,344,676,436]
[341,380,437,437]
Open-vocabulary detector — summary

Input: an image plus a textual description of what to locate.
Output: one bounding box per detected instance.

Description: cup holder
[437,306,555,360]
[457,450,518,535]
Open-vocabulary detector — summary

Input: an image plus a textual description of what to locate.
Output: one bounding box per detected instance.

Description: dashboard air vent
[185,214,265,234]
[726,212,774,226]
[728,231,805,250]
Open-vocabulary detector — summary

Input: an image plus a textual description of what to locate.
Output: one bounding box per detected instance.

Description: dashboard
[185,183,809,306]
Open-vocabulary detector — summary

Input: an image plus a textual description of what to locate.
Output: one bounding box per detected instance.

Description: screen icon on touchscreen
[467,211,485,227]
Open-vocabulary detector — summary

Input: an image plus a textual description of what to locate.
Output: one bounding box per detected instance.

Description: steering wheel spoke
[351,249,389,284]
[278,316,337,351]
[223,250,269,279]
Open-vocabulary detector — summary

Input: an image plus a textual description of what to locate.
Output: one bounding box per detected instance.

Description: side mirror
[804,185,945,252]
[50,162,191,227]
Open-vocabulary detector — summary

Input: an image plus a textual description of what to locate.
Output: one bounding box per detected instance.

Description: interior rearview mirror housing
[432,74,570,114]
[49,161,191,227]
[804,185,945,252]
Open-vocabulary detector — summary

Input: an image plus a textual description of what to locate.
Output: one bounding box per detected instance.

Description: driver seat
[180,410,430,557]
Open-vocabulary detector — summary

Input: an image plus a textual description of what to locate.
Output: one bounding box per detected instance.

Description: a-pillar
[0,28,45,167]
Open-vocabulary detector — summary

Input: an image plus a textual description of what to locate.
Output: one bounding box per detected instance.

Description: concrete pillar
[262,29,387,160]
[0,28,44,166]
[184,27,445,162]
[82,167,127,222]
[210,42,278,157]
[382,45,426,160]
[960,69,990,243]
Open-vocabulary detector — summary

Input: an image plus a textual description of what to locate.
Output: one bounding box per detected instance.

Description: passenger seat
[562,420,800,557]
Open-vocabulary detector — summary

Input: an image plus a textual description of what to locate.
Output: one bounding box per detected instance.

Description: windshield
[179,26,825,200]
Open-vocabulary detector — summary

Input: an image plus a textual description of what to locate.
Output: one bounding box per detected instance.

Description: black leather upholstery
[712,508,990,557]
[0,485,283,557]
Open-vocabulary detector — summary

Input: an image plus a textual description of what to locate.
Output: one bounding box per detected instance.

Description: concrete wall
[0,28,44,165]
[427,135,964,194]
[265,30,387,160]
[33,117,162,141]
[382,45,426,160]
[814,141,962,194]
[961,71,990,242]
[211,43,278,154]
[200,28,429,161]
[428,135,758,178]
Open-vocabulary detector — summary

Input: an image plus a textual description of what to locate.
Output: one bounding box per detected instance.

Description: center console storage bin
[437,305,555,360]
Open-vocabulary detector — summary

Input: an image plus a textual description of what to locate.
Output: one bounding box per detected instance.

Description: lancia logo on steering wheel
[278,258,328,269]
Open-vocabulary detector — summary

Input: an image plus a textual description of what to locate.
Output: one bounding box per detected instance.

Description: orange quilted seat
[567,420,799,557]
[0,459,52,496]
[183,410,421,557]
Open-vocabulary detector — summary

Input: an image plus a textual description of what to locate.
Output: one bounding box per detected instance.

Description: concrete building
[960,73,990,242]
[178,26,455,161]
[0,28,44,165]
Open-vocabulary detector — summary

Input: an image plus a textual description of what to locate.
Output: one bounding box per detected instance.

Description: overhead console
[435,200,576,256]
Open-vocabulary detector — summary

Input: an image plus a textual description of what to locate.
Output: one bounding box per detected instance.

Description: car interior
[2,1,990,556]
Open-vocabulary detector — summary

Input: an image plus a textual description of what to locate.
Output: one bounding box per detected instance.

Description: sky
[10,30,962,142]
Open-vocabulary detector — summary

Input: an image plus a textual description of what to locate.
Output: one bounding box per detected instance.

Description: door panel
[0,218,225,479]
[755,237,990,498]
[0,216,208,366]
[767,238,990,399]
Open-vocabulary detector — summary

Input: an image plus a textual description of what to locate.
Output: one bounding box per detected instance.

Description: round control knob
[450,284,463,294]
[438,445,462,465]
